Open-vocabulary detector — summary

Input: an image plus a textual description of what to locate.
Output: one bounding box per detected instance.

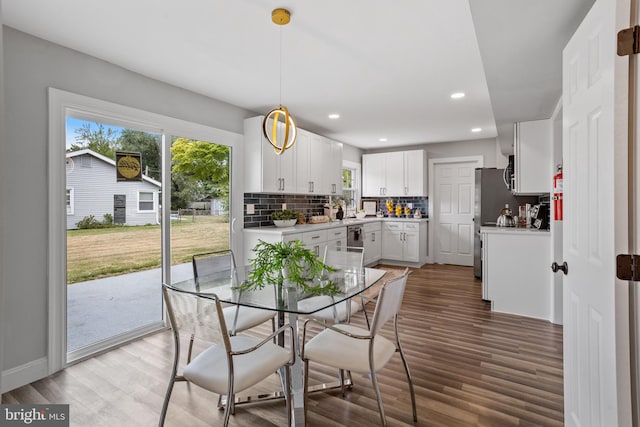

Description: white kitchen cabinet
[326,227,347,253]
[381,221,426,264]
[362,150,426,197]
[512,119,551,195]
[403,149,427,196]
[244,116,296,193]
[301,229,328,258]
[481,228,550,321]
[245,116,342,195]
[324,138,343,195]
[363,221,382,266]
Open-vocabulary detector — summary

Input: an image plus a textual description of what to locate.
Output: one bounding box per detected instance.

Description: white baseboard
[1,357,48,394]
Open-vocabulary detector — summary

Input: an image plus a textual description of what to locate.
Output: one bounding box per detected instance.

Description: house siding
[66,152,159,229]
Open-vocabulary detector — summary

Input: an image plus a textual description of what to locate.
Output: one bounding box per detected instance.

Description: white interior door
[562,0,629,424]
[434,161,475,266]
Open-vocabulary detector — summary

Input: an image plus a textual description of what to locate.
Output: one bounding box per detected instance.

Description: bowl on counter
[355,212,367,219]
[273,219,297,227]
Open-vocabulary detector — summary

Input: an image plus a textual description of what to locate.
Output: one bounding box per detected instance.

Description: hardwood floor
[1,264,564,426]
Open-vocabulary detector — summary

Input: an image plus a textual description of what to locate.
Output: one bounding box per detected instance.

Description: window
[138,191,154,212]
[66,188,74,215]
[342,168,356,209]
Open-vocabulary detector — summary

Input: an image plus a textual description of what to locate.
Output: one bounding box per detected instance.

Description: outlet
[246,204,255,215]
[282,203,287,210]
[407,203,413,209]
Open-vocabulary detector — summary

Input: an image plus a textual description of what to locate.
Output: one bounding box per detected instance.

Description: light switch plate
[246,204,255,215]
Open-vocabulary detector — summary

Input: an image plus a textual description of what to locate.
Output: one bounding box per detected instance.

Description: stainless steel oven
[347,225,364,247]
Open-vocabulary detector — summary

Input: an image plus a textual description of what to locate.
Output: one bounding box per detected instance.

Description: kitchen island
[480,226,551,321]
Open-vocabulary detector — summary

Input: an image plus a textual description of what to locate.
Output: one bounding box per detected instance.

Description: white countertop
[480,225,550,235]
[245,216,429,234]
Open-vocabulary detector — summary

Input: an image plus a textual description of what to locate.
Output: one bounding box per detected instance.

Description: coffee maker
[530,203,549,230]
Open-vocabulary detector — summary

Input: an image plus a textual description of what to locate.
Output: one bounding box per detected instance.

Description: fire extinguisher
[553,165,563,221]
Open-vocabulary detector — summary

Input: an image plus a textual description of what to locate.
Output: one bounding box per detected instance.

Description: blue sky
[65,117,124,149]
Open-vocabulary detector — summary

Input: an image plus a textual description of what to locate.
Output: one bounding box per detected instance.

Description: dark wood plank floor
[1,264,563,426]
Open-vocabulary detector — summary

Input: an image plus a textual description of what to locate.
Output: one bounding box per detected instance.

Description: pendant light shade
[262,105,297,155]
[263,8,297,155]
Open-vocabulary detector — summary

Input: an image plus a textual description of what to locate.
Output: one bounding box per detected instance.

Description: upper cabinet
[362,149,427,197]
[244,116,343,195]
[512,119,551,195]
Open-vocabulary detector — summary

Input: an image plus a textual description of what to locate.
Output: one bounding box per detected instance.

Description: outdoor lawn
[66,215,229,284]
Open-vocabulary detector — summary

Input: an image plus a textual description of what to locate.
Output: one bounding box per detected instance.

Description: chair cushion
[303,324,396,374]
[184,335,290,395]
[223,306,274,333]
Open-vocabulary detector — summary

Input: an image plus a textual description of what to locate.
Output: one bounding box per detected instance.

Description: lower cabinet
[381,221,426,264]
[363,222,382,266]
[481,230,550,321]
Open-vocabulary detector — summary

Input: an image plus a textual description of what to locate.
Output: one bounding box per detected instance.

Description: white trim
[1,357,48,394]
[342,159,361,211]
[48,88,243,376]
[427,155,484,264]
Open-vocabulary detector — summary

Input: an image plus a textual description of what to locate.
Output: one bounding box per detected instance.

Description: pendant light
[262,8,297,155]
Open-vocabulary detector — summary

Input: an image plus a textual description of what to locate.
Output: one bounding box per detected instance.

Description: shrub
[76,214,115,229]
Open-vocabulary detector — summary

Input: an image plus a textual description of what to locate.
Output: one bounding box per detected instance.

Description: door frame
[427,155,483,264]
[47,88,244,373]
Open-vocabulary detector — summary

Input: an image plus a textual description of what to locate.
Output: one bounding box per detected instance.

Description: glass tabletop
[166,266,387,315]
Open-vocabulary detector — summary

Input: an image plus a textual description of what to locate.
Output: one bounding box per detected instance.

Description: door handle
[551,261,568,275]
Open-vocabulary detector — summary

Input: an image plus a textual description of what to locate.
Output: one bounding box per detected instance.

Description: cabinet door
[278,130,296,193]
[326,237,347,252]
[362,153,386,196]
[307,134,326,194]
[403,230,420,263]
[364,229,382,265]
[513,120,550,194]
[325,139,343,195]
[403,150,426,196]
[381,223,404,260]
[384,151,404,196]
[294,130,311,194]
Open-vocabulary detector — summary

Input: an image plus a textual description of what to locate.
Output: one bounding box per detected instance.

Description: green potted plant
[240,239,339,296]
[271,209,299,227]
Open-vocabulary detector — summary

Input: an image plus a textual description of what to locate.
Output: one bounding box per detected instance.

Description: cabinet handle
[405,186,408,195]
[332,184,336,193]
[336,240,342,247]
[314,246,320,257]
[309,181,313,193]
[334,231,341,236]
[372,232,375,242]
[311,235,320,239]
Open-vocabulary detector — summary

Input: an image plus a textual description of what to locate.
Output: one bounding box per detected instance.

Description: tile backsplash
[366,197,429,217]
[244,193,329,228]
[244,193,429,228]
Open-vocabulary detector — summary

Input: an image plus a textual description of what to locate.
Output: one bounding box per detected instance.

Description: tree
[170,138,230,210]
[118,129,161,181]
[68,122,120,158]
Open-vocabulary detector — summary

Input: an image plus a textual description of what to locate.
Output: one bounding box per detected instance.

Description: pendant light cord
[279,25,283,106]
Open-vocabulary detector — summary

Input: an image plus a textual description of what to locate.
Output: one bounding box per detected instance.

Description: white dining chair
[300,268,417,426]
[159,285,295,427]
[298,246,370,327]
[190,250,276,360]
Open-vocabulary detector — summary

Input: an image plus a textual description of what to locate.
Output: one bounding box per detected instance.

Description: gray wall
[342,142,363,164]
[0,26,253,373]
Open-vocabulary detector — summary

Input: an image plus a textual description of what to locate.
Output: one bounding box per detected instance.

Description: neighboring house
[65,149,161,230]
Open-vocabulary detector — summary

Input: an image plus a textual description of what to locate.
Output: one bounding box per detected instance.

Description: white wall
[0,26,252,385]
[366,137,502,168]
[342,143,363,164]
[0,1,6,398]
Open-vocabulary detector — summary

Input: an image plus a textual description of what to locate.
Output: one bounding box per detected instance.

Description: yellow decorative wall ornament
[262,106,297,155]
[264,8,297,156]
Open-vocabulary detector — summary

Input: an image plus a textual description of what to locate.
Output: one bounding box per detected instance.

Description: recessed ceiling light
[379,138,388,142]
[450,92,465,99]
[471,127,482,132]
[328,113,340,119]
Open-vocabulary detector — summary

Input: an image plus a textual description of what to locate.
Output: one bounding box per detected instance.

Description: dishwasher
[347,224,364,248]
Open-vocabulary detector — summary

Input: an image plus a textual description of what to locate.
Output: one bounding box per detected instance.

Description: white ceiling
[1,0,595,151]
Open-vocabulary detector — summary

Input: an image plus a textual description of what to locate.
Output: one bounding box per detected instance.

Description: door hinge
[617,254,640,281]
[618,25,640,56]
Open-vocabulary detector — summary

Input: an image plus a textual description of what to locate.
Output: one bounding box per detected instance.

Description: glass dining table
[166,265,387,427]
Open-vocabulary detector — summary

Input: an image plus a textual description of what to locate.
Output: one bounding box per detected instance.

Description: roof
[66,149,161,187]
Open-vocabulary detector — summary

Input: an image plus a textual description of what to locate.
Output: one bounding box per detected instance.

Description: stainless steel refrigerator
[473,168,538,279]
